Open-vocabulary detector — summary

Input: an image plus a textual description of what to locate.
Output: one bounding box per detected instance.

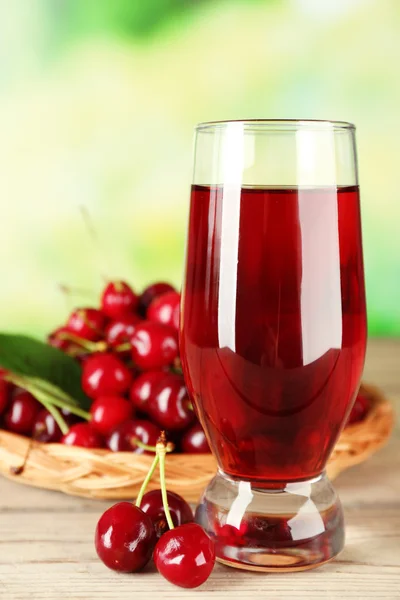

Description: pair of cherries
[95,435,215,588]
[96,495,214,588]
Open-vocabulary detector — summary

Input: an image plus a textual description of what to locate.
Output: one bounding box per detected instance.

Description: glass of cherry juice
[180,120,367,571]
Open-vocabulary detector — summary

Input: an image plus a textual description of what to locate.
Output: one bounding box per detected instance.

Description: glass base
[195,471,344,572]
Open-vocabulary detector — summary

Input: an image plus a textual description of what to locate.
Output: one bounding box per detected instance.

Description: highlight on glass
[180,120,367,571]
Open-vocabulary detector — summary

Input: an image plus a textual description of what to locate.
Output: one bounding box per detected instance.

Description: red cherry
[214,522,249,548]
[147,291,180,331]
[141,489,193,538]
[106,419,159,453]
[181,422,211,453]
[129,370,167,413]
[244,516,292,546]
[347,392,371,425]
[82,353,133,399]
[95,501,156,572]
[61,422,103,448]
[130,321,179,370]
[66,308,106,341]
[0,376,12,416]
[154,523,215,588]
[4,392,41,435]
[90,396,134,437]
[101,281,139,320]
[32,409,62,443]
[60,407,82,426]
[105,315,140,354]
[138,282,176,317]
[147,374,194,431]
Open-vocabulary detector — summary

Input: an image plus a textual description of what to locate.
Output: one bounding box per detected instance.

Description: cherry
[214,522,249,548]
[90,395,134,437]
[106,419,159,453]
[130,321,179,370]
[147,291,180,331]
[61,422,103,448]
[245,515,292,545]
[147,374,194,431]
[95,502,156,572]
[181,422,210,453]
[0,376,12,416]
[141,489,193,538]
[154,523,215,588]
[138,282,176,317]
[129,370,167,413]
[82,353,133,399]
[60,407,82,426]
[105,315,140,353]
[347,392,371,425]
[66,308,106,342]
[4,392,41,435]
[32,409,62,443]
[101,281,139,320]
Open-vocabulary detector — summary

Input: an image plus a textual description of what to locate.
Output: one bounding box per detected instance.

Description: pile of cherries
[0,280,211,454]
[95,433,215,588]
[0,277,371,443]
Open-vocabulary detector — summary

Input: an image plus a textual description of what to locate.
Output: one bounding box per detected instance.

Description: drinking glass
[180,120,367,571]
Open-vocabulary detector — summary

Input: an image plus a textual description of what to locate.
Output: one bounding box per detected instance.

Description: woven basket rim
[0,381,395,501]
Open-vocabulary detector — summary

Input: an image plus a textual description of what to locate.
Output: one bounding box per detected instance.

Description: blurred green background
[0,0,399,337]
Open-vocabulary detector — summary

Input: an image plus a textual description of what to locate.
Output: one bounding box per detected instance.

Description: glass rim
[195,119,355,132]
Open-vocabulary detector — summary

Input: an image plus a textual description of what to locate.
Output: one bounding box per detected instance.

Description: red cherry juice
[181,185,366,483]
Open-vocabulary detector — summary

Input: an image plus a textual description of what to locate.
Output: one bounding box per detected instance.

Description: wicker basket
[0,383,394,502]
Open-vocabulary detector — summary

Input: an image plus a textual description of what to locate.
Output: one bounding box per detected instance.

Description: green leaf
[0,334,91,410]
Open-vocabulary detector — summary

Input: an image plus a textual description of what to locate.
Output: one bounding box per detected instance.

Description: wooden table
[0,339,399,599]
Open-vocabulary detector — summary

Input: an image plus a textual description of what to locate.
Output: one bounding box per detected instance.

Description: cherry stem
[131,438,175,453]
[5,374,90,428]
[21,376,79,407]
[114,342,131,353]
[156,434,175,531]
[170,357,183,375]
[58,332,107,353]
[131,438,158,453]
[78,205,111,282]
[29,379,91,421]
[43,397,91,421]
[10,435,35,475]
[114,280,124,293]
[21,383,69,435]
[39,398,69,435]
[59,283,97,301]
[135,454,159,508]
